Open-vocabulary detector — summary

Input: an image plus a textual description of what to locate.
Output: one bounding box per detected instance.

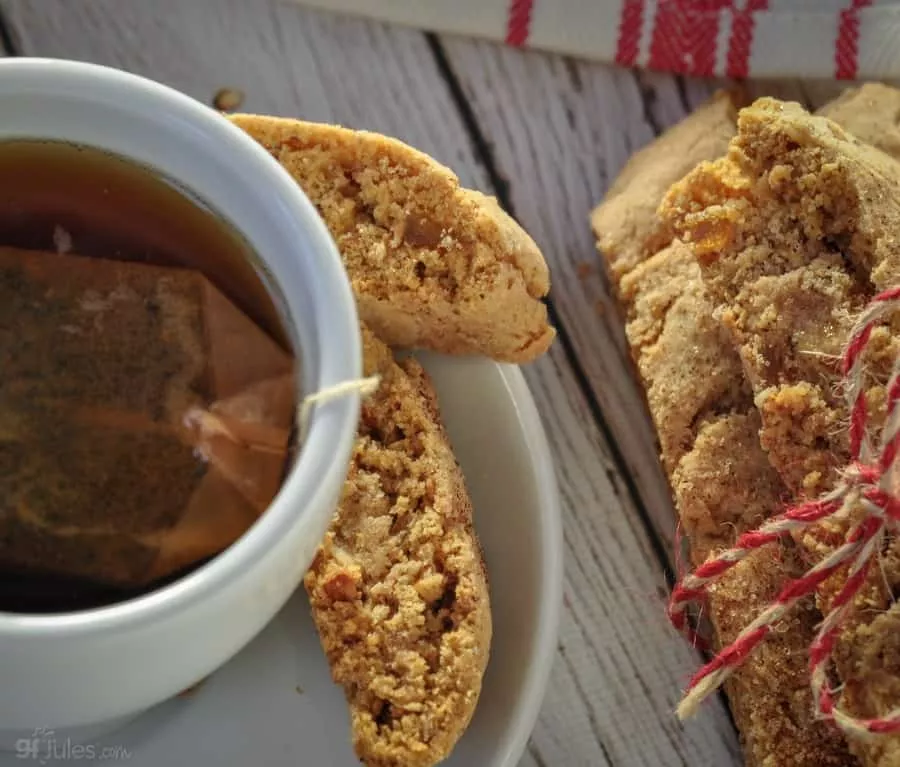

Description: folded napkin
[293,0,900,80]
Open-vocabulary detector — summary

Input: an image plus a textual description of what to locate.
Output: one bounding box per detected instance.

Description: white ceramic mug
[0,59,361,747]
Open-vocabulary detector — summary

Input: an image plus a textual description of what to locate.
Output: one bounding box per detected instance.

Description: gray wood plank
[436,38,680,556]
[1,0,331,119]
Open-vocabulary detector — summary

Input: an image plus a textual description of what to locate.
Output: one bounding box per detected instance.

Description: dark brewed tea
[0,140,286,344]
[0,141,296,613]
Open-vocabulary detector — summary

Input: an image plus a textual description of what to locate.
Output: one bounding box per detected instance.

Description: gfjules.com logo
[14,728,132,763]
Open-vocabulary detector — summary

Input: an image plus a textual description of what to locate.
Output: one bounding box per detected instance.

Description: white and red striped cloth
[292,0,900,80]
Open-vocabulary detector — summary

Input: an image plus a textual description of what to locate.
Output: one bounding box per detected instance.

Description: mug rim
[0,58,362,633]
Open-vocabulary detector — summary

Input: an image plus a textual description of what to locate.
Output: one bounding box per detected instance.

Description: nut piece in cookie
[230,114,554,363]
[305,325,491,767]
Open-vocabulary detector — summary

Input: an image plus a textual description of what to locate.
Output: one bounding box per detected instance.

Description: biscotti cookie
[304,325,491,767]
[663,98,900,766]
[596,94,857,764]
[662,99,900,496]
[616,245,851,766]
[591,88,744,287]
[619,242,749,477]
[230,114,554,363]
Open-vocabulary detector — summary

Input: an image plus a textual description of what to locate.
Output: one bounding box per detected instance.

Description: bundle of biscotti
[231,115,554,767]
[593,83,900,766]
[659,91,900,767]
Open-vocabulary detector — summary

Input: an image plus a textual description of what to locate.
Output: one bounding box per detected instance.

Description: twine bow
[668,286,900,739]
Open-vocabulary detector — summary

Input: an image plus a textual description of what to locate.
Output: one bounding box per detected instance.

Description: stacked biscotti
[662,89,900,767]
[594,83,900,766]
[233,116,554,767]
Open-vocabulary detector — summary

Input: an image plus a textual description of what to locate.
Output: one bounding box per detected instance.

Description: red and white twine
[668,286,900,739]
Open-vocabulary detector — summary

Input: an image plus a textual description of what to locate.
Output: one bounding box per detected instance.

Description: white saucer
[1,353,562,767]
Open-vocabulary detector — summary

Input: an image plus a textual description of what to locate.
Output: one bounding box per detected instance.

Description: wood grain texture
[0,0,741,764]
[435,38,888,556]
[436,39,680,555]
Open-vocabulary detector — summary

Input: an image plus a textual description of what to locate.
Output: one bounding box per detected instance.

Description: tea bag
[0,246,295,588]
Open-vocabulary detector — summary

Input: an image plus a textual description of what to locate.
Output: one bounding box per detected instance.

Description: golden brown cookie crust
[595,92,864,765]
[619,242,750,477]
[662,99,900,497]
[663,97,900,766]
[304,325,491,767]
[616,245,852,766]
[230,114,554,363]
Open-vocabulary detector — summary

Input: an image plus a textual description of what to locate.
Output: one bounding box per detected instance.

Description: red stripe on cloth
[835,0,873,80]
[726,0,768,78]
[615,0,644,67]
[647,1,732,77]
[505,0,535,46]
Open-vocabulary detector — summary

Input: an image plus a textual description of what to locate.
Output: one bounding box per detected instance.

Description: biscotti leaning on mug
[593,83,900,767]
[230,114,555,363]
[230,116,555,767]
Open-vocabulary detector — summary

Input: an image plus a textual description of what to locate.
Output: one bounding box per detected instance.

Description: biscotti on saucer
[304,325,491,767]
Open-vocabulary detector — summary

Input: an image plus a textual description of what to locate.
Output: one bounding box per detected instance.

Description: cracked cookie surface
[592,89,744,287]
[595,90,871,765]
[304,325,491,767]
[663,97,900,766]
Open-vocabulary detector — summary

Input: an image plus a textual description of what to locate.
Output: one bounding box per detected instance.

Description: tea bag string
[297,375,381,442]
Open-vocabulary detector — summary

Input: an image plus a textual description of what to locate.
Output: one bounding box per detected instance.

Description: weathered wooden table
[0,2,856,764]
